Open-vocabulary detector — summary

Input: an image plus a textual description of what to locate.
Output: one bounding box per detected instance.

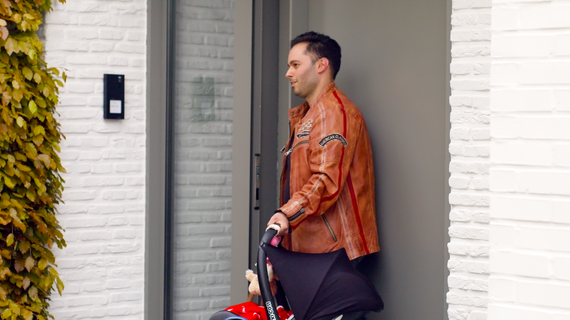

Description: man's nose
[286,68,293,78]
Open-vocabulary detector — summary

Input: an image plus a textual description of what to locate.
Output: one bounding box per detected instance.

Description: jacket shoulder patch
[296,120,313,139]
[319,133,348,147]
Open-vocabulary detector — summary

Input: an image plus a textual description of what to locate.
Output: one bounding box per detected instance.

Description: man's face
[286,43,319,99]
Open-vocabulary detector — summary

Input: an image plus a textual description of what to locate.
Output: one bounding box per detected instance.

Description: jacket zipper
[322,214,338,242]
[285,140,309,156]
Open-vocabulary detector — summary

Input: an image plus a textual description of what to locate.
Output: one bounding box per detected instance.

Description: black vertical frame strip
[249,0,280,271]
[164,0,175,318]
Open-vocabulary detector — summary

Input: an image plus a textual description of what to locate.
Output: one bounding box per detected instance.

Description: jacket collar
[288,102,309,120]
[288,82,337,121]
[312,82,337,107]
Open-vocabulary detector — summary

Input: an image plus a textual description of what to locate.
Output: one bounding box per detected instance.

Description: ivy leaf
[12,80,20,89]
[22,67,33,81]
[9,209,26,232]
[1,307,10,319]
[0,267,11,280]
[33,73,41,83]
[4,176,15,189]
[32,134,43,147]
[22,309,33,320]
[16,163,31,172]
[37,154,51,168]
[0,250,10,259]
[6,233,14,246]
[25,143,38,159]
[56,276,64,295]
[22,276,30,290]
[24,255,34,272]
[12,88,23,101]
[28,49,37,61]
[33,126,45,136]
[36,98,46,109]
[18,240,30,253]
[16,116,25,127]
[14,153,26,162]
[5,37,16,55]
[14,259,24,272]
[0,26,7,41]
[28,100,37,114]
[9,301,19,316]
[37,259,47,270]
[4,165,15,176]
[25,189,36,201]
[28,286,38,301]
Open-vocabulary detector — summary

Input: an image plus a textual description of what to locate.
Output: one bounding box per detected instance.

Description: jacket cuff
[279,206,306,227]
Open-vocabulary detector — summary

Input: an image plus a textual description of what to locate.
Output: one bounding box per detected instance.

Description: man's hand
[267,211,289,237]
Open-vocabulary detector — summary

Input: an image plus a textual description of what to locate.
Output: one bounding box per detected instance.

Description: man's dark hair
[291,31,342,80]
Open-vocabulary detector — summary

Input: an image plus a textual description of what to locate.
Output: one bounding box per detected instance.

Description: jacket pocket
[322,214,338,242]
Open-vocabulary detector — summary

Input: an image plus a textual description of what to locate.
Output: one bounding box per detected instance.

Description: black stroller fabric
[262,244,384,320]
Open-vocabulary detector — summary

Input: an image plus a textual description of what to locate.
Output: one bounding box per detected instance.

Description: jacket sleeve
[279,101,362,228]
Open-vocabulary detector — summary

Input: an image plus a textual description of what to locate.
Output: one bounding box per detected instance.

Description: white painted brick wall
[489,0,570,319]
[448,0,492,319]
[44,0,235,319]
[44,1,147,319]
[171,1,234,320]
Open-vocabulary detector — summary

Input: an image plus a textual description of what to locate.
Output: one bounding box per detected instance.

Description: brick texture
[448,0,492,319]
[489,0,570,319]
[44,0,147,319]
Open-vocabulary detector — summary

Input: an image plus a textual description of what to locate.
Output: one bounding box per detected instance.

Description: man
[267,31,379,261]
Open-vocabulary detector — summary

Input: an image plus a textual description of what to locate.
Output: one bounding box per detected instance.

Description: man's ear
[316,57,330,75]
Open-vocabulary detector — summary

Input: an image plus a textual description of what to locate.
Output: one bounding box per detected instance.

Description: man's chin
[293,90,306,98]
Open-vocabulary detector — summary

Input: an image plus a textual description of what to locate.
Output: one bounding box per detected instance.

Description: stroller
[210,225,384,320]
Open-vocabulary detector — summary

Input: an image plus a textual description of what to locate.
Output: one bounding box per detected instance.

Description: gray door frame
[230,0,254,304]
[230,0,282,303]
[145,0,171,318]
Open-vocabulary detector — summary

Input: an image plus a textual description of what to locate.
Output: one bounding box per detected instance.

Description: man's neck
[306,79,334,107]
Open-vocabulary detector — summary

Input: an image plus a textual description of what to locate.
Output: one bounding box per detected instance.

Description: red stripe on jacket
[347,173,370,255]
[317,91,347,211]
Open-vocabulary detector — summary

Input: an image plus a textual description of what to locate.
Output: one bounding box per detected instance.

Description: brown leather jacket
[279,83,379,260]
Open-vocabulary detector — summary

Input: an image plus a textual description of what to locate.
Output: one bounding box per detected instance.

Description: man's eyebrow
[288,59,300,65]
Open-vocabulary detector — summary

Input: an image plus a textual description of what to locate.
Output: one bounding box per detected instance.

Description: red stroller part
[210,227,383,320]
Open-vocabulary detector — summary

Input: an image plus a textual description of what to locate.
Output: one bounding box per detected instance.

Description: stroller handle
[258,227,279,320]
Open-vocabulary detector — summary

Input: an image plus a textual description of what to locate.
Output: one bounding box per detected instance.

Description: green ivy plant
[0,0,66,319]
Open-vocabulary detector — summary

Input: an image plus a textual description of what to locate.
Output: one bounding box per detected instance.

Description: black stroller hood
[261,242,384,320]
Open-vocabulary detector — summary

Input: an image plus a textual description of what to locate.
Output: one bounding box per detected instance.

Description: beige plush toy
[245,264,274,297]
